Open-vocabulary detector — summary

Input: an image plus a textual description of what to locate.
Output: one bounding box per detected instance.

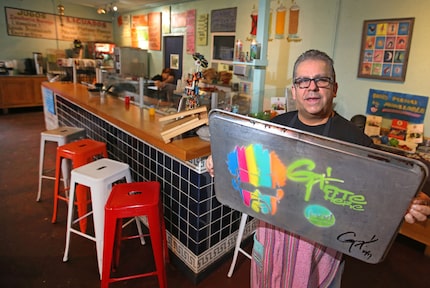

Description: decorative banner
[366,89,428,123]
[186,9,196,54]
[250,6,258,36]
[275,3,286,39]
[197,13,208,46]
[148,12,161,51]
[5,7,113,42]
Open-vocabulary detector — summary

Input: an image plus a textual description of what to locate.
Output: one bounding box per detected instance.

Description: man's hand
[205,155,214,177]
[404,192,430,224]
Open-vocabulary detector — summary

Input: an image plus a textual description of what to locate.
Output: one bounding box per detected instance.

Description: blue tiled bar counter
[41,82,256,283]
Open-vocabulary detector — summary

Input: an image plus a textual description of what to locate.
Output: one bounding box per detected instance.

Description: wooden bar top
[42,82,211,161]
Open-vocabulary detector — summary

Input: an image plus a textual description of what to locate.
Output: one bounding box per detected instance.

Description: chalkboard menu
[210,7,237,32]
[5,7,113,42]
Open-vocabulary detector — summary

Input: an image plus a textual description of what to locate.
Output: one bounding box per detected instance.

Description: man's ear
[332,82,338,98]
[291,85,297,100]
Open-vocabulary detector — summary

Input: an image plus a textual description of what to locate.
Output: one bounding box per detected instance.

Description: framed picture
[357,18,414,82]
[170,54,179,70]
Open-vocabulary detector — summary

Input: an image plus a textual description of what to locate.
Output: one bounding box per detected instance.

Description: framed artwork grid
[357,18,414,82]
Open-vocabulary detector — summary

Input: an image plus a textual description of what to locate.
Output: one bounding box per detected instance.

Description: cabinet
[0,76,45,111]
[400,219,430,256]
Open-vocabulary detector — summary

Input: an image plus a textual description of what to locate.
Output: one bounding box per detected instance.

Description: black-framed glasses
[294,77,333,89]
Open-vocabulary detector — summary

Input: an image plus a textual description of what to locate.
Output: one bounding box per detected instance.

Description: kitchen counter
[40,82,254,284]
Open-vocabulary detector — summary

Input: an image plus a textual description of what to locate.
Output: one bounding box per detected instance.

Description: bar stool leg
[63,178,77,263]
[227,213,251,278]
[52,154,63,223]
[148,213,167,288]
[101,210,118,288]
[37,137,46,202]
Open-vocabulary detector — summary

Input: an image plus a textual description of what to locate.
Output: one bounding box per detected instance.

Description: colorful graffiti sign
[227,144,287,215]
[287,159,368,211]
[226,144,368,227]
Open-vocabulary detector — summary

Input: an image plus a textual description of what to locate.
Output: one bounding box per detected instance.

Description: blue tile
[180,165,189,178]
[179,231,188,246]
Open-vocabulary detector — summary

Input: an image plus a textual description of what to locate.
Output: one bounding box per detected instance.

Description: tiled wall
[55,95,256,277]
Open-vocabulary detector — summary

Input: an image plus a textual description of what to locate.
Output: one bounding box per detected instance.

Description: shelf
[232,59,268,67]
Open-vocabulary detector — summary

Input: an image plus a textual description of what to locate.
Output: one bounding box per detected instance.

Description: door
[163,35,183,81]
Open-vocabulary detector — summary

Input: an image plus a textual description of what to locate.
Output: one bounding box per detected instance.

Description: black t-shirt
[271,111,373,147]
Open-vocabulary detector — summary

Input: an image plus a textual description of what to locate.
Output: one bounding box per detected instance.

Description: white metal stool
[37,126,86,202]
[62,158,144,278]
[227,213,253,278]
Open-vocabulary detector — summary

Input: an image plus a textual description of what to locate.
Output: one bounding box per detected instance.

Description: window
[211,33,235,63]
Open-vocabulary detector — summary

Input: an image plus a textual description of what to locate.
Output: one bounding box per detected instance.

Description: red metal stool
[101,182,168,288]
[52,138,108,232]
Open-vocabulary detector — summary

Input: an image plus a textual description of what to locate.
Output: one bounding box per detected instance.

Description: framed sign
[170,54,179,69]
[357,18,414,82]
[210,7,237,32]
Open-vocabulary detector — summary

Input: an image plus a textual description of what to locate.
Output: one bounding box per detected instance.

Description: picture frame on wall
[170,54,179,70]
[357,18,414,82]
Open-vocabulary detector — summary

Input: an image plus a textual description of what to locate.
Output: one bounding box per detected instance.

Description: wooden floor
[1,107,430,288]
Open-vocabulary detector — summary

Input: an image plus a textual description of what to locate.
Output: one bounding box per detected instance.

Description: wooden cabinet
[400,219,430,256]
[0,76,45,111]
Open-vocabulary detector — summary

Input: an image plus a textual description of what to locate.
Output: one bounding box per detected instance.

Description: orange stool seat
[101,182,168,288]
[52,138,108,232]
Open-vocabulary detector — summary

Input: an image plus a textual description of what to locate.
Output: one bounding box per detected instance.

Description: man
[206,49,430,287]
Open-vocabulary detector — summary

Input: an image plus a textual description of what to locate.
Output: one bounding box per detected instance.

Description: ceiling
[61,0,194,13]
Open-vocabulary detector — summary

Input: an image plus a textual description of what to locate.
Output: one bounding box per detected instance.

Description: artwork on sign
[226,143,367,220]
[358,18,414,82]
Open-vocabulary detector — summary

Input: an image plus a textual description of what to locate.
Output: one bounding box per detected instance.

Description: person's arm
[165,74,175,84]
[156,75,175,89]
[404,192,430,223]
[206,155,214,177]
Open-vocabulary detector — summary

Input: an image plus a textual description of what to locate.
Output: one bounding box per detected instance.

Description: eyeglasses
[294,77,333,89]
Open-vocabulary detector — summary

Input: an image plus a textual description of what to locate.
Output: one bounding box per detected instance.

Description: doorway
[163,35,184,82]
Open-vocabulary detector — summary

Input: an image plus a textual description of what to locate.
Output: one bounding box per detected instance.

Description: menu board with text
[5,7,113,42]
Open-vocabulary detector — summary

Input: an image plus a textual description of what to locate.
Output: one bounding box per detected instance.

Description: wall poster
[357,18,414,82]
[148,12,161,51]
[197,13,208,46]
[186,9,196,54]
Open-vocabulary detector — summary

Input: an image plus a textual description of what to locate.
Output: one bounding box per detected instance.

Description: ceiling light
[57,4,65,16]
[112,5,118,12]
[97,7,106,14]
